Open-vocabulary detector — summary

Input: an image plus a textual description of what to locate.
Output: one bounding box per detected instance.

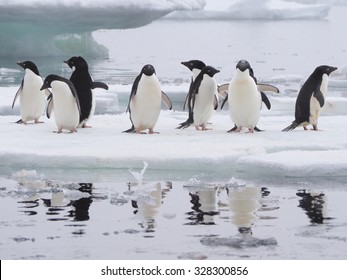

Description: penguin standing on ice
[41,74,81,134]
[12,61,48,124]
[227,60,270,133]
[177,59,206,129]
[187,65,220,131]
[64,56,108,128]
[283,65,337,131]
[124,64,172,134]
[219,61,278,132]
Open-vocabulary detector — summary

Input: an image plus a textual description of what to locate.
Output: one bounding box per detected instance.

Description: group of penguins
[12,56,337,134]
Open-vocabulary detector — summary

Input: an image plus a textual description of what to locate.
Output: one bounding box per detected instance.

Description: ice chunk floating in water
[0,0,205,58]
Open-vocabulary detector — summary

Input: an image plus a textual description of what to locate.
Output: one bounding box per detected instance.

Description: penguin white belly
[51,81,80,130]
[229,80,261,129]
[130,76,161,131]
[193,78,216,127]
[309,74,328,126]
[20,72,46,122]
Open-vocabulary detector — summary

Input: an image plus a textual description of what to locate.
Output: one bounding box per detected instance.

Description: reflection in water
[186,187,219,225]
[17,182,93,227]
[130,182,172,235]
[296,189,332,224]
[227,186,262,235]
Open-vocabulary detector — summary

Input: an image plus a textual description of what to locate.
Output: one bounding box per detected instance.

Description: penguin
[227,60,268,133]
[187,65,220,131]
[124,64,172,134]
[220,62,279,132]
[283,65,337,131]
[64,56,108,128]
[177,60,206,129]
[12,61,48,124]
[41,74,81,134]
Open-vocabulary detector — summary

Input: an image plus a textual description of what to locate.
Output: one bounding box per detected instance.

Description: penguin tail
[176,114,194,129]
[282,122,299,132]
[254,126,264,132]
[123,125,135,133]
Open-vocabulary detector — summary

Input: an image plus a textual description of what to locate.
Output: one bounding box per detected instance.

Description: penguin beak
[17,61,25,69]
[40,83,49,91]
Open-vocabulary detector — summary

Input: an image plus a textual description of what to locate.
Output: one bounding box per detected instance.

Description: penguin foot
[149,129,159,134]
[34,119,44,124]
[82,124,92,128]
[53,129,63,134]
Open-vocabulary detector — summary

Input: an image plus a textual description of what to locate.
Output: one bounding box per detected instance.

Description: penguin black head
[181,60,206,71]
[64,56,88,71]
[141,64,156,76]
[17,61,40,76]
[236,60,251,72]
[314,65,337,76]
[201,66,220,78]
[40,74,62,90]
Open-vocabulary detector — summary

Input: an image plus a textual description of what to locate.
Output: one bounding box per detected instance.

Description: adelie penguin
[64,56,109,128]
[12,61,49,124]
[220,60,279,132]
[185,65,220,131]
[226,60,276,133]
[283,65,337,131]
[124,64,172,134]
[177,59,207,129]
[41,74,81,134]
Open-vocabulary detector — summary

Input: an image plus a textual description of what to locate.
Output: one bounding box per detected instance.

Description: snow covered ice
[1,81,347,181]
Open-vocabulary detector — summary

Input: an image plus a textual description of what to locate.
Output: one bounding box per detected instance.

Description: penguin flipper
[220,93,228,109]
[217,83,229,99]
[257,83,280,94]
[213,94,219,110]
[46,94,54,119]
[92,81,109,90]
[313,87,325,107]
[260,91,271,110]
[183,93,189,111]
[282,121,299,132]
[161,91,172,110]
[12,80,23,109]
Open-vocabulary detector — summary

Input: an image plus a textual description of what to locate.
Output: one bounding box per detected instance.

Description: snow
[1,80,347,181]
[165,0,331,20]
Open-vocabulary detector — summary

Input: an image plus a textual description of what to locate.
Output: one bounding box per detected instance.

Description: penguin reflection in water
[64,56,109,128]
[124,64,172,134]
[12,61,49,124]
[41,75,81,134]
[283,65,337,131]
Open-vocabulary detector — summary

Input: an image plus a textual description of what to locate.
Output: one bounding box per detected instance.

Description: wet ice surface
[1,167,346,260]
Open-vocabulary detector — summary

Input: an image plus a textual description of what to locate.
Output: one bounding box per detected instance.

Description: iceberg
[164,0,331,20]
[0,0,205,58]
